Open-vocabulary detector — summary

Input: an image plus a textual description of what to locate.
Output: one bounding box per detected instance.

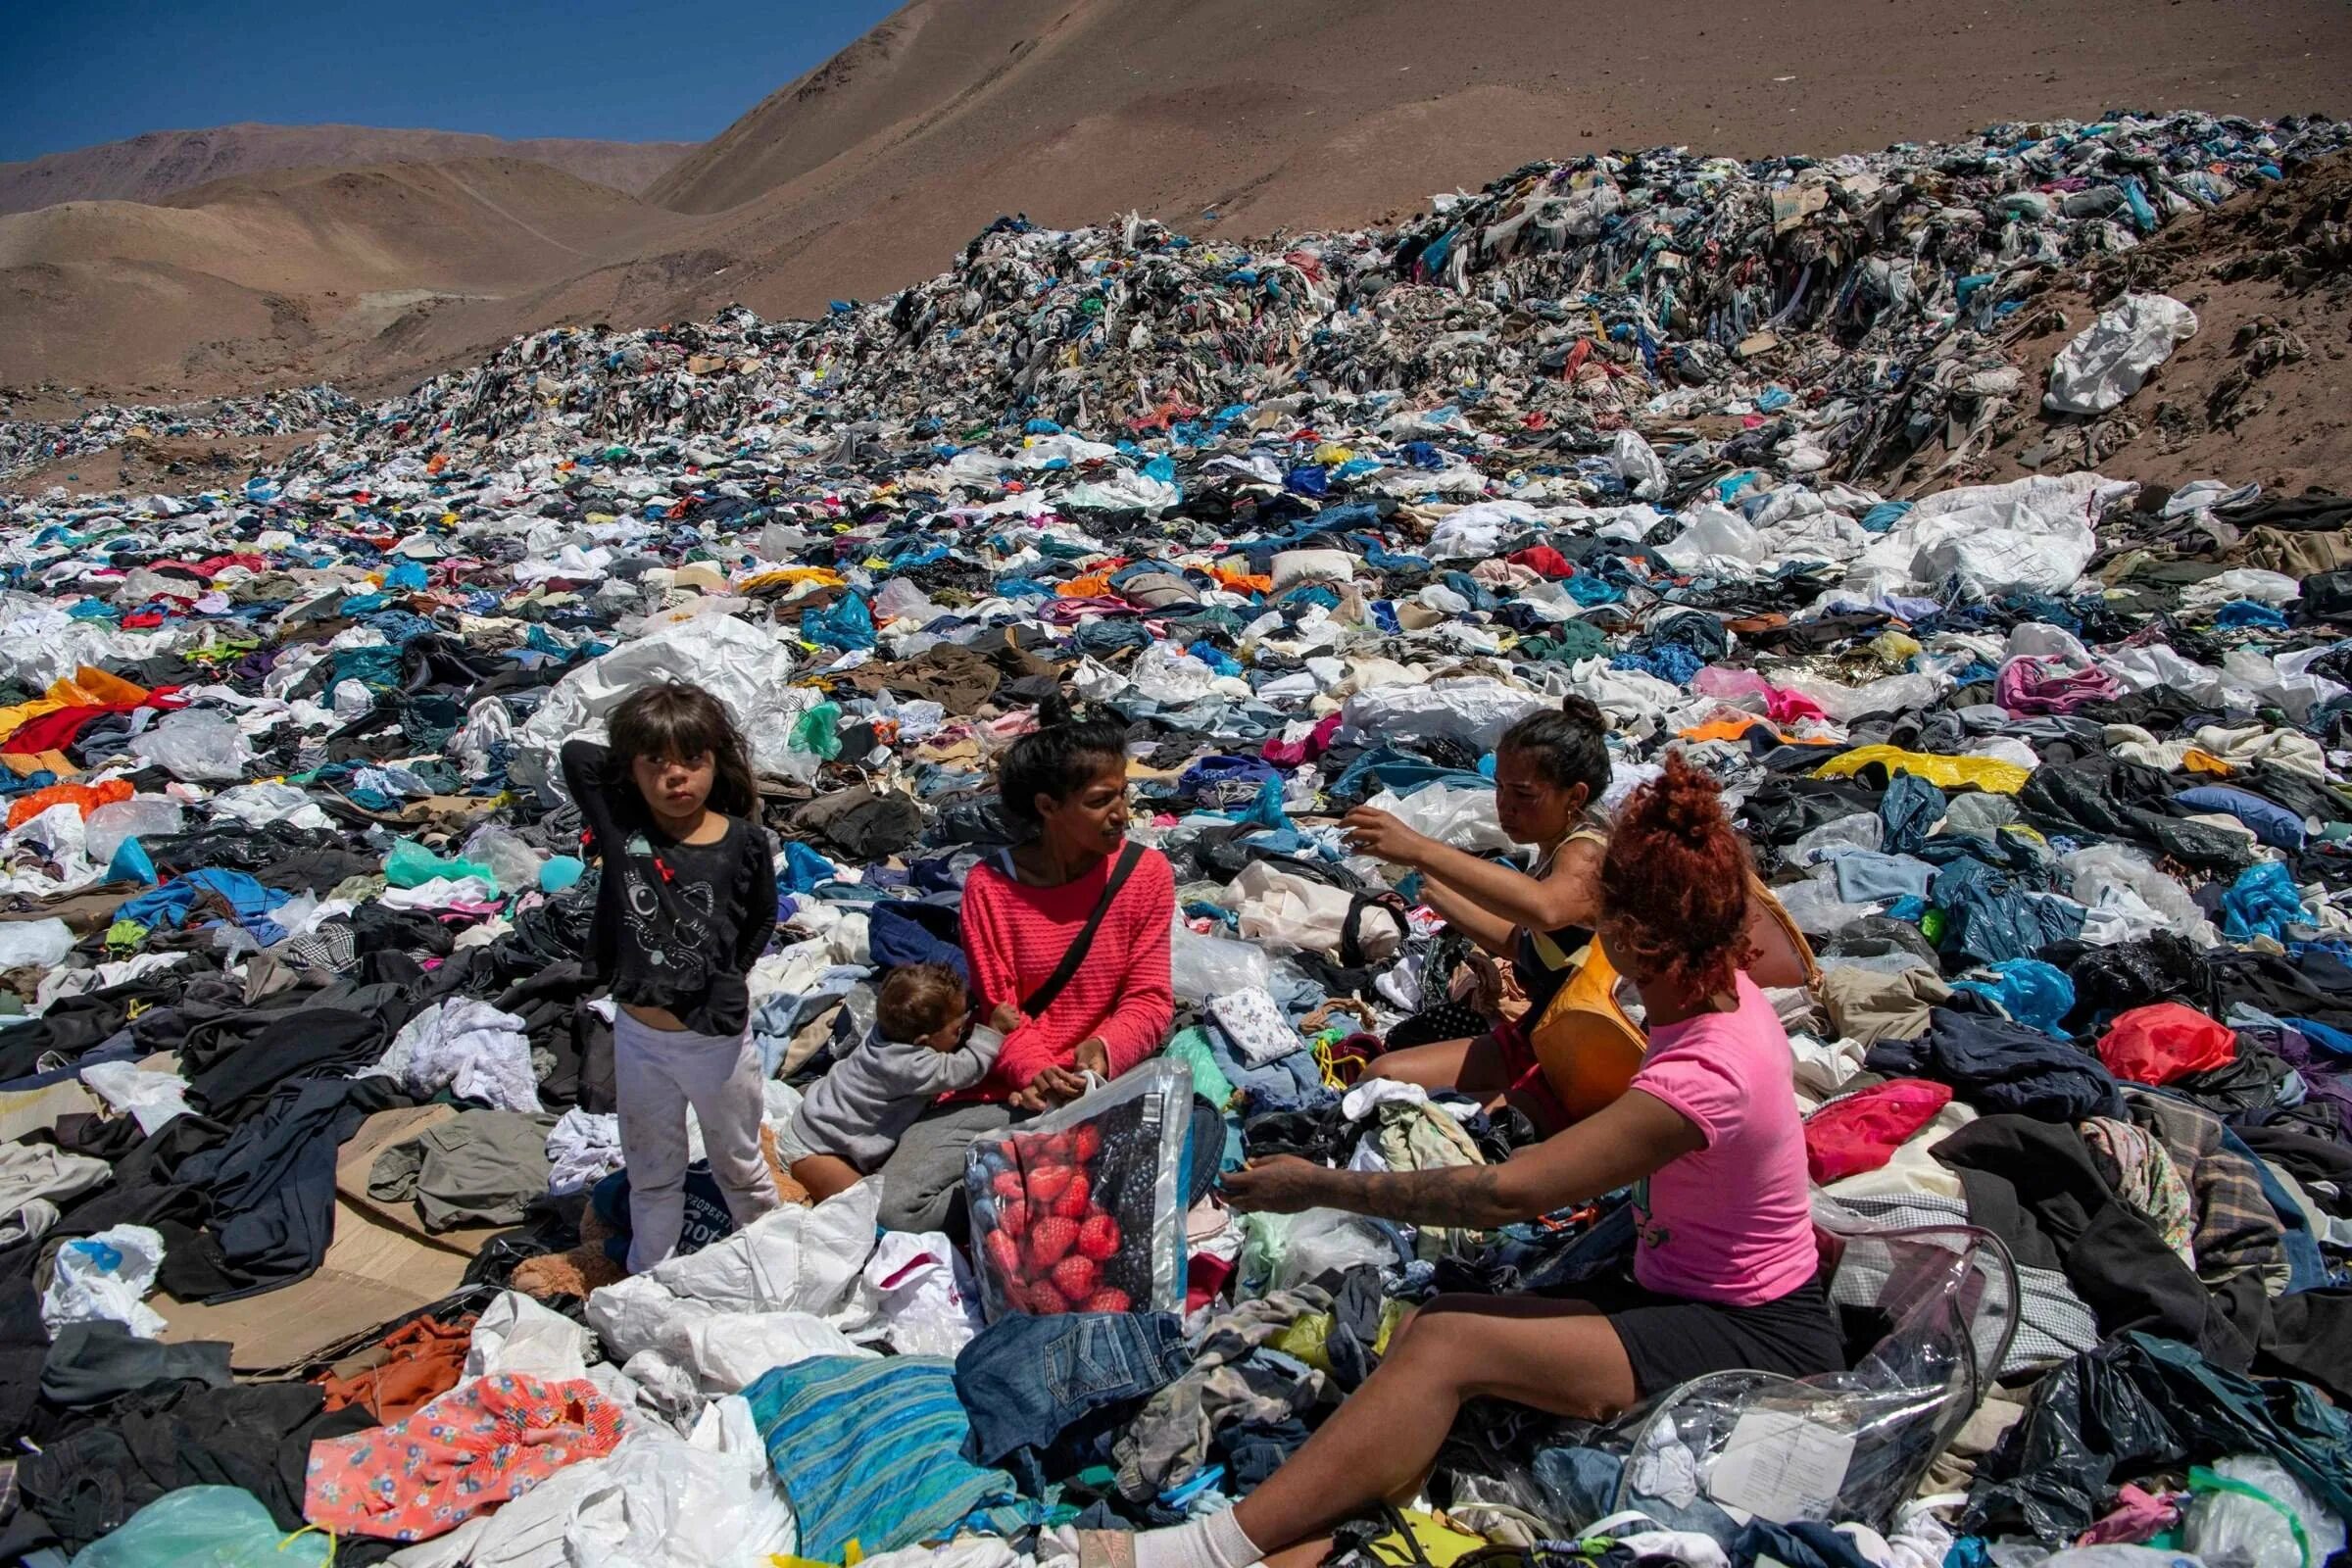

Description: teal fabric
[741,1354,1045,1562]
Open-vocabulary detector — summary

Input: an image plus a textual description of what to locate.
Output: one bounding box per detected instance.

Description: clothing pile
[0,109,2348,1568]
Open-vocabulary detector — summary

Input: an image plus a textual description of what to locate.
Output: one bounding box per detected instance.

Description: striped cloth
[741,1354,1045,1562]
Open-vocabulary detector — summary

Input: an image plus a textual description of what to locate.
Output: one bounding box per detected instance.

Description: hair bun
[1558,694,1606,729]
[1035,691,1077,728]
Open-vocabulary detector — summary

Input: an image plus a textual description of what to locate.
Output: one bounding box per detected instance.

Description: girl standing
[562,680,781,1272]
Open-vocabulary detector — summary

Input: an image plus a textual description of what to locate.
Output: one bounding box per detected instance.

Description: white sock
[1133,1509,1263,1568]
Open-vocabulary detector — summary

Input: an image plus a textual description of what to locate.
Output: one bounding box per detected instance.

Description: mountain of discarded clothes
[1,110,2351,1568]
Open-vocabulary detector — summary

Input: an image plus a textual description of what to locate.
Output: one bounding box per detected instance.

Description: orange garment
[318,1314,477,1422]
[1681,715,1782,745]
[7,779,132,830]
[1056,570,1118,599]
[1208,565,1272,595]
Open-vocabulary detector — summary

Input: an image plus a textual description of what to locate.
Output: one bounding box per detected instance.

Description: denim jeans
[956,1308,1190,1493]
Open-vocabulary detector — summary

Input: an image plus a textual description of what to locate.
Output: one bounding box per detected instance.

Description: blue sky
[0,0,903,161]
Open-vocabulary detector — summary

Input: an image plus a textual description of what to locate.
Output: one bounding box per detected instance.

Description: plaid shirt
[2124,1087,2291,1295]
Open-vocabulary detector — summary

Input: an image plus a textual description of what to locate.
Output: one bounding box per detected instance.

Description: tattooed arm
[1223,1089,1702,1225]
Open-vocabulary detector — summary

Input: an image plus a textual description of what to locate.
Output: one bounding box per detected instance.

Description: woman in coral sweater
[870,694,1174,1232]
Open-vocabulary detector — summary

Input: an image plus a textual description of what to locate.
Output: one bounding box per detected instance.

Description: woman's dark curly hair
[998,692,1128,834]
[1598,754,1755,996]
[607,680,760,817]
[1497,694,1611,803]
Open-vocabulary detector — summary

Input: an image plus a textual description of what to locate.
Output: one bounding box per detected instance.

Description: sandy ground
[0,0,2348,418]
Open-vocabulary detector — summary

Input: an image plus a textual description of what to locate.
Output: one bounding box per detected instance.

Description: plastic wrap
[964,1058,1195,1319]
[67,1485,332,1568]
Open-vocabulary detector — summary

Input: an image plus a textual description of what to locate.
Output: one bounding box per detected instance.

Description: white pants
[612,1009,779,1273]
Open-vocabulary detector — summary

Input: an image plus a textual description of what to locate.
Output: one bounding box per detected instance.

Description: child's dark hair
[1598,754,1755,997]
[877,962,969,1043]
[997,692,1128,834]
[1497,695,1611,805]
[608,681,759,817]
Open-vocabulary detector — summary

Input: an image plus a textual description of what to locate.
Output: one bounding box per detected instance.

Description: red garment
[318,1315,475,1422]
[7,779,132,830]
[1509,546,1577,579]
[5,692,182,755]
[1803,1078,1953,1185]
[959,846,1176,1096]
[1259,712,1342,766]
[2097,1003,2236,1086]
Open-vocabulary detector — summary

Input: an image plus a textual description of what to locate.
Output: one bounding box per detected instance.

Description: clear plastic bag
[127,710,251,782]
[1612,1211,2016,1532]
[67,1485,332,1568]
[2184,1456,2348,1568]
[964,1058,1195,1319]
[1171,920,1273,1003]
[83,797,185,865]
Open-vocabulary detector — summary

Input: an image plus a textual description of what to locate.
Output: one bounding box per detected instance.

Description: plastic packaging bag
[2184,1455,2347,1568]
[83,798,184,866]
[68,1485,332,1568]
[1616,1213,2016,1532]
[41,1223,168,1339]
[964,1058,1195,1319]
[126,710,250,782]
[2044,293,2198,415]
[386,837,499,893]
[1363,783,1517,853]
[0,916,74,970]
[1171,921,1273,1003]
[462,823,550,897]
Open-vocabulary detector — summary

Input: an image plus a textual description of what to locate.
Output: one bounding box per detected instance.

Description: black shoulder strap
[1020,842,1145,1017]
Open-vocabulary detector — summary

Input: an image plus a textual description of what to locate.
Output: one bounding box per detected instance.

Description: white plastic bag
[41,1224,167,1339]
[0,917,74,970]
[82,798,185,865]
[128,710,252,782]
[1339,677,1550,752]
[586,1183,882,1361]
[466,1290,594,1381]
[78,1059,192,1135]
[1170,921,1273,1003]
[2044,293,2198,414]
[1364,783,1517,852]
[846,1230,986,1356]
[2183,1455,2347,1568]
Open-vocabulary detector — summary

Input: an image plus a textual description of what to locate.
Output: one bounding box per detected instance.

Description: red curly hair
[1598,754,1755,997]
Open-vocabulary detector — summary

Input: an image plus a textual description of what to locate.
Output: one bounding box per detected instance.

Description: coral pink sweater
[958,846,1176,1098]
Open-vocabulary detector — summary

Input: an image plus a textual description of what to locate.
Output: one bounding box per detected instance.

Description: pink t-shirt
[1627,974,1819,1305]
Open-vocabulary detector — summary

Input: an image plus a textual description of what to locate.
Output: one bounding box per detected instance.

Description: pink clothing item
[1629,974,1820,1305]
[959,845,1176,1097]
[2078,1484,2180,1546]
[304,1373,629,1543]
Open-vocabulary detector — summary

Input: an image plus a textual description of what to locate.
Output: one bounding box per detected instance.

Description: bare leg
[1231,1295,1639,1555]
[788,1153,864,1201]
[1362,1034,1509,1096]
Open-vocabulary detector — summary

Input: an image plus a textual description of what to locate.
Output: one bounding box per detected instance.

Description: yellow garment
[738,567,846,594]
[2182,749,2234,777]
[1815,745,2031,795]
[0,667,153,748]
[1361,1509,1490,1567]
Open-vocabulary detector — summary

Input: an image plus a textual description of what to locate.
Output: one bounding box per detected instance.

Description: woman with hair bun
[1130,757,1840,1568]
[1341,695,1616,1127]
[870,692,1176,1232]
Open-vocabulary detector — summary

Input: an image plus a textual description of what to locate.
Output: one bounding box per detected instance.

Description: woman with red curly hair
[1126,758,1841,1568]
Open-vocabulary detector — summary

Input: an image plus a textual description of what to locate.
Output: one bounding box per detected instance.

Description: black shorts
[1574,1271,1849,1397]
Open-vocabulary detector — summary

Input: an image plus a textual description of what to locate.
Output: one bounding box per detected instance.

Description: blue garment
[1932,857,2086,967]
[1949,959,2076,1036]
[865,900,971,986]
[2222,861,2308,943]
[955,1311,1190,1494]
[805,593,877,652]
[779,840,839,894]
[116,870,288,932]
[2216,1125,2330,1295]
[2176,786,2308,851]
[743,1355,1047,1561]
[1880,772,1948,856]
[1867,1007,2123,1121]
[1831,851,1938,904]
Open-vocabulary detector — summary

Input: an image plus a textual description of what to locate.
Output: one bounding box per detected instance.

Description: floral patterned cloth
[303,1372,629,1542]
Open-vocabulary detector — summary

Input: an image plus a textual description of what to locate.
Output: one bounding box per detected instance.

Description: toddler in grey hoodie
[781,961,1007,1200]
